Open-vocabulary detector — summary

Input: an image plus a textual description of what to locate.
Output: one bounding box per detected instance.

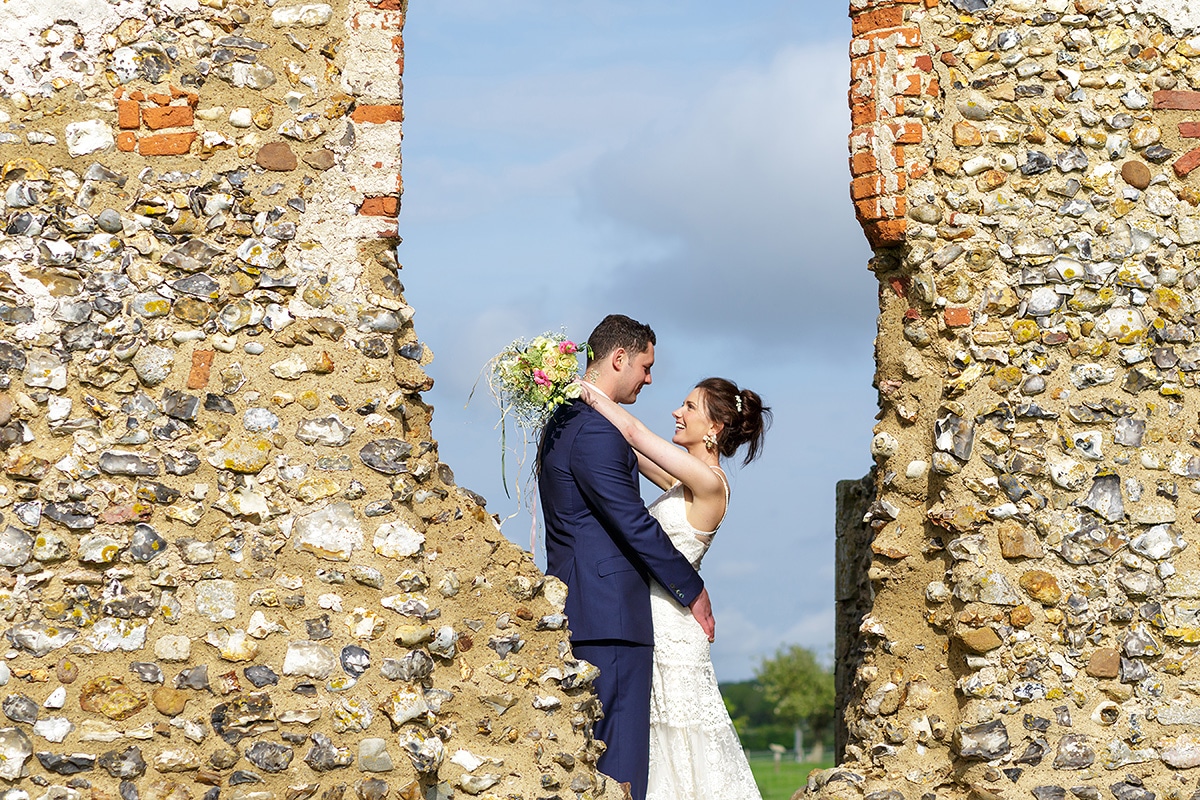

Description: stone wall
[813,0,1200,798]
[0,2,606,798]
[835,475,874,763]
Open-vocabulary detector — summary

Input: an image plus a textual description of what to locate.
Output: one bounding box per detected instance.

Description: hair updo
[695,377,771,466]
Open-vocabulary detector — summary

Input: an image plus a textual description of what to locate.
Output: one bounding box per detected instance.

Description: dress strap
[710,466,730,532]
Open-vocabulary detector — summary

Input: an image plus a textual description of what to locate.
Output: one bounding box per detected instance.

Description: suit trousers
[572,640,654,800]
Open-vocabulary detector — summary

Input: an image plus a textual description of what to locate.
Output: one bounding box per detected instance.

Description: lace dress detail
[645,476,762,800]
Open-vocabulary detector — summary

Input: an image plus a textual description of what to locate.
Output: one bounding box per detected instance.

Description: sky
[396,0,877,682]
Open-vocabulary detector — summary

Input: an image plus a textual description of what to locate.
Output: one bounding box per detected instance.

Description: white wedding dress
[645,473,762,800]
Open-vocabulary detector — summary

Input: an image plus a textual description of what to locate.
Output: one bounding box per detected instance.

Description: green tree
[755,645,835,761]
[719,679,795,750]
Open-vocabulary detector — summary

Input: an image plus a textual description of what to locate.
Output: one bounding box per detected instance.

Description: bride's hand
[576,380,600,408]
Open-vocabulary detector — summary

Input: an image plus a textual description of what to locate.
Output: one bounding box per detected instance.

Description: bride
[579,376,770,800]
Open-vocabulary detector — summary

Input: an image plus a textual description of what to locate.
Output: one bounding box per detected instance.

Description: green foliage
[755,645,836,735]
[723,694,750,737]
[720,646,836,756]
[719,679,800,751]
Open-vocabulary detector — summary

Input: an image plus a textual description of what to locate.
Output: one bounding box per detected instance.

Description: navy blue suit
[539,399,704,799]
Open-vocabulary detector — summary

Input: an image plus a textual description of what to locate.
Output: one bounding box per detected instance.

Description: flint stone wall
[815,1,1200,800]
[0,1,607,799]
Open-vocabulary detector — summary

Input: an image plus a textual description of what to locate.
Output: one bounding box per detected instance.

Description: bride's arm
[635,452,674,491]
[578,383,724,498]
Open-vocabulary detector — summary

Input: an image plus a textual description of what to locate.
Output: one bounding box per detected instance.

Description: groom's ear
[609,347,626,371]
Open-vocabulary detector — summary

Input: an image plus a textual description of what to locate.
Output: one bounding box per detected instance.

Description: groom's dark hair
[586,314,656,366]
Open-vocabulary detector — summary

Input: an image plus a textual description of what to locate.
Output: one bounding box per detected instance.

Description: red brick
[392,32,405,57]
[116,132,136,152]
[1155,90,1200,110]
[944,307,972,327]
[359,196,400,216]
[914,54,934,72]
[141,105,194,130]
[854,196,905,221]
[368,0,404,9]
[863,219,907,248]
[128,90,145,101]
[854,198,879,221]
[903,308,922,320]
[350,104,405,123]
[925,77,941,97]
[167,86,199,107]
[138,132,196,156]
[187,350,214,390]
[850,152,879,176]
[851,172,905,201]
[851,175,883,201]
[889,121,924,144]
[857,25,922,52]
[850,77,876,98]
[895,73,922,96]
[148,92,171,106]
[1181,121,1200,138]
[1175,147,1200,179]
[851,6,904,36]
[850,53,886,80]
[849,0,919,10]
[117,100,140,130]
[849,126,877,151]
[851,100,878,126]
[889,277,908,297]
[940,52,959,67]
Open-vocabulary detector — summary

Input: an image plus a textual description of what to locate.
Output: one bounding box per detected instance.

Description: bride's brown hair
[695,378,771,466]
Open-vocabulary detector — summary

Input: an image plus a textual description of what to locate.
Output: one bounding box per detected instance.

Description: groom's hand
[689,588,715,642]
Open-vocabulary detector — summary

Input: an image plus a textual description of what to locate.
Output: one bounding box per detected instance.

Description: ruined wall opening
[0,1,611,797]
[814,1,1200,799]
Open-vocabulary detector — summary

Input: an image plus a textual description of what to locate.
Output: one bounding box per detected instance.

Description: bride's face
[672,388,716,448]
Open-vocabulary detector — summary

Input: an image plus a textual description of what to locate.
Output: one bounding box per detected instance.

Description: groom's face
[614,343,654,404]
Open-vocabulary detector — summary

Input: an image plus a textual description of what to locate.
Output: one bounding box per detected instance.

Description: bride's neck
[686,444,719,466]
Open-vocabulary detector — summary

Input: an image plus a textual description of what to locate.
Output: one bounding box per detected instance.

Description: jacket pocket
[596,555,635,577]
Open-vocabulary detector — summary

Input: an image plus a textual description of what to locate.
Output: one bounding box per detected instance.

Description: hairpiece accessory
[703,433,717,451]
[735,395,742,413]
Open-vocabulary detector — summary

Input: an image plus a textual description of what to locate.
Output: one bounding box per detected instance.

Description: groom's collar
[583,381,612,401]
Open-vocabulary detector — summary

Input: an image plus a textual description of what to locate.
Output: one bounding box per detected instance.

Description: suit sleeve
[571,416,704,607]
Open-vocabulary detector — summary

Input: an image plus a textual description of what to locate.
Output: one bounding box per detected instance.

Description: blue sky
[397,0,876,681]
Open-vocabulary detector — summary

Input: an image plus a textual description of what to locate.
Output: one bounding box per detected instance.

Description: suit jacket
[538,399,705,644]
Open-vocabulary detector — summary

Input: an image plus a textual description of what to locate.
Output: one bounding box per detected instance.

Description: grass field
[747,753,835,800]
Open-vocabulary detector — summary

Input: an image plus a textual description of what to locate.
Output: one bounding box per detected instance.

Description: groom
[538,314,715,800]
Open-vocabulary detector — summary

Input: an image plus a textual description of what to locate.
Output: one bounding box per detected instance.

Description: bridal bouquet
[478,331,587,506]
[487,332,587,431]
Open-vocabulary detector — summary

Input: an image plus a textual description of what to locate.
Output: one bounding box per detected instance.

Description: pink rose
[532,369,551,386]
[558,341,577,354]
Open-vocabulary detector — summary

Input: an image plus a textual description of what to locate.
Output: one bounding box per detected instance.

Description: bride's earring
[703,433,717,451]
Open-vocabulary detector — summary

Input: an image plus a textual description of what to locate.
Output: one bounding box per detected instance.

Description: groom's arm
[571,417,706,609]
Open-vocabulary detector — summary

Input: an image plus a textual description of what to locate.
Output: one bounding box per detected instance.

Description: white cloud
[583,42,876,344]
